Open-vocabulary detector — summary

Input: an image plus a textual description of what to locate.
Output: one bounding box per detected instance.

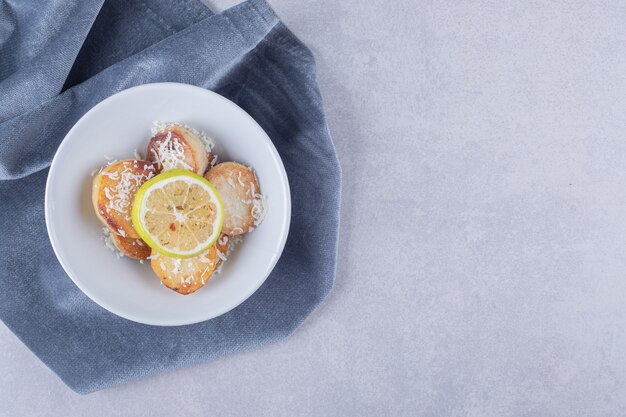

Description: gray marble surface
[3,0,626,415]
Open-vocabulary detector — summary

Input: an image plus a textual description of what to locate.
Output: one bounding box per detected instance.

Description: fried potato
[147,124,209,175]
[92,159,156,239]
[110,233,151,260]
[205,162,263,235]
[150,234,231,295]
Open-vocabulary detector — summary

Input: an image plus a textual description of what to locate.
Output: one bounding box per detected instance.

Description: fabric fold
[0,0,278,180]
[0,0,340,394]
[0,0,105,121]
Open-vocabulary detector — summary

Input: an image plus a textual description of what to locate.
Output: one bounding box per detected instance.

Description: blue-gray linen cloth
[0,0,340,393]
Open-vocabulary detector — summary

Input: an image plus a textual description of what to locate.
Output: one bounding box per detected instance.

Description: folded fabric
[0,0,340,393]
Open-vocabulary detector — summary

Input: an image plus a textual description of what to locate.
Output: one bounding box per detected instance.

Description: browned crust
[146,126,208,175]
[92,160,156,239]
[111,233,151,260]
[205,162,259,235]
[150,234,230,295]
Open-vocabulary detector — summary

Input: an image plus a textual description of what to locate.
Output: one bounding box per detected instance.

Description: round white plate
[45,83,291,326]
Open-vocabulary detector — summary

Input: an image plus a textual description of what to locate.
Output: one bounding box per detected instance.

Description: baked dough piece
[92,159,156,239]
[150,234,230,294]
[205,162,263,235]
[147,124,209,175]
[110,233,151,260]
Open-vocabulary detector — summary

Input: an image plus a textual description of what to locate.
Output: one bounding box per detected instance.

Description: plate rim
[44,82,291,326]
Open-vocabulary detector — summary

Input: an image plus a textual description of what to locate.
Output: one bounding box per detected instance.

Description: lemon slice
[131,169,224,258]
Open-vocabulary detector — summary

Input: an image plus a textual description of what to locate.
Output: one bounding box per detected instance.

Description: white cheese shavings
[214,236,242,276]
[171,258,182,274]
[151,121,215,151]
[101,171,119,180]
[216,249,227,262]
[198,254,214,265]
[252,196,267,226]
[249,180,267,226]
[151,120,170,135]
[149,131,193,172]
[100,227,123,259]
[104,165,155,214]
[200,269,208,285]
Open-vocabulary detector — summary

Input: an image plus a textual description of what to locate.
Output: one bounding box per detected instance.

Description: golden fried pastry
[92,159,156,239]
[110,233,151,260]
[147,124,209,175]
[205,162,264,235]
[150,234,231,294]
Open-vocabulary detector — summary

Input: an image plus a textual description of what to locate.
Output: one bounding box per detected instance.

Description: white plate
[45,83,291,326]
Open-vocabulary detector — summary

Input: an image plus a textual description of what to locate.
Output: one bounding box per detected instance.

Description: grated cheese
[252,196,267,226]
[101,171,119,180]
[103,165,155,215]
[149,131,193,172]
[214,236,242,275]
[151,121,215,151]
[100,227,123,258]
[198,254,214,265]
[249,180,267,226]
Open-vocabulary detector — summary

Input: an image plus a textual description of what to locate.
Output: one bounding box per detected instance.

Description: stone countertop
[3,0,626,415]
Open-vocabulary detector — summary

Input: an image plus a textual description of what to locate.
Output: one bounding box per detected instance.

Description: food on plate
[131,169,224,258]
[147,123,211,174]
[92,159,156,239]
[205,162,265,235]
[110,233,151,260]
[91,122,266,295]
[150,234,230,294]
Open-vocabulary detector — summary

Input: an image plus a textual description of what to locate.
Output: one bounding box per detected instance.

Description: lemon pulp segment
[132,170,224,258]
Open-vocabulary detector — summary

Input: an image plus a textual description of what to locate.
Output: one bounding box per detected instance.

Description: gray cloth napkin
[0,0,340,393]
